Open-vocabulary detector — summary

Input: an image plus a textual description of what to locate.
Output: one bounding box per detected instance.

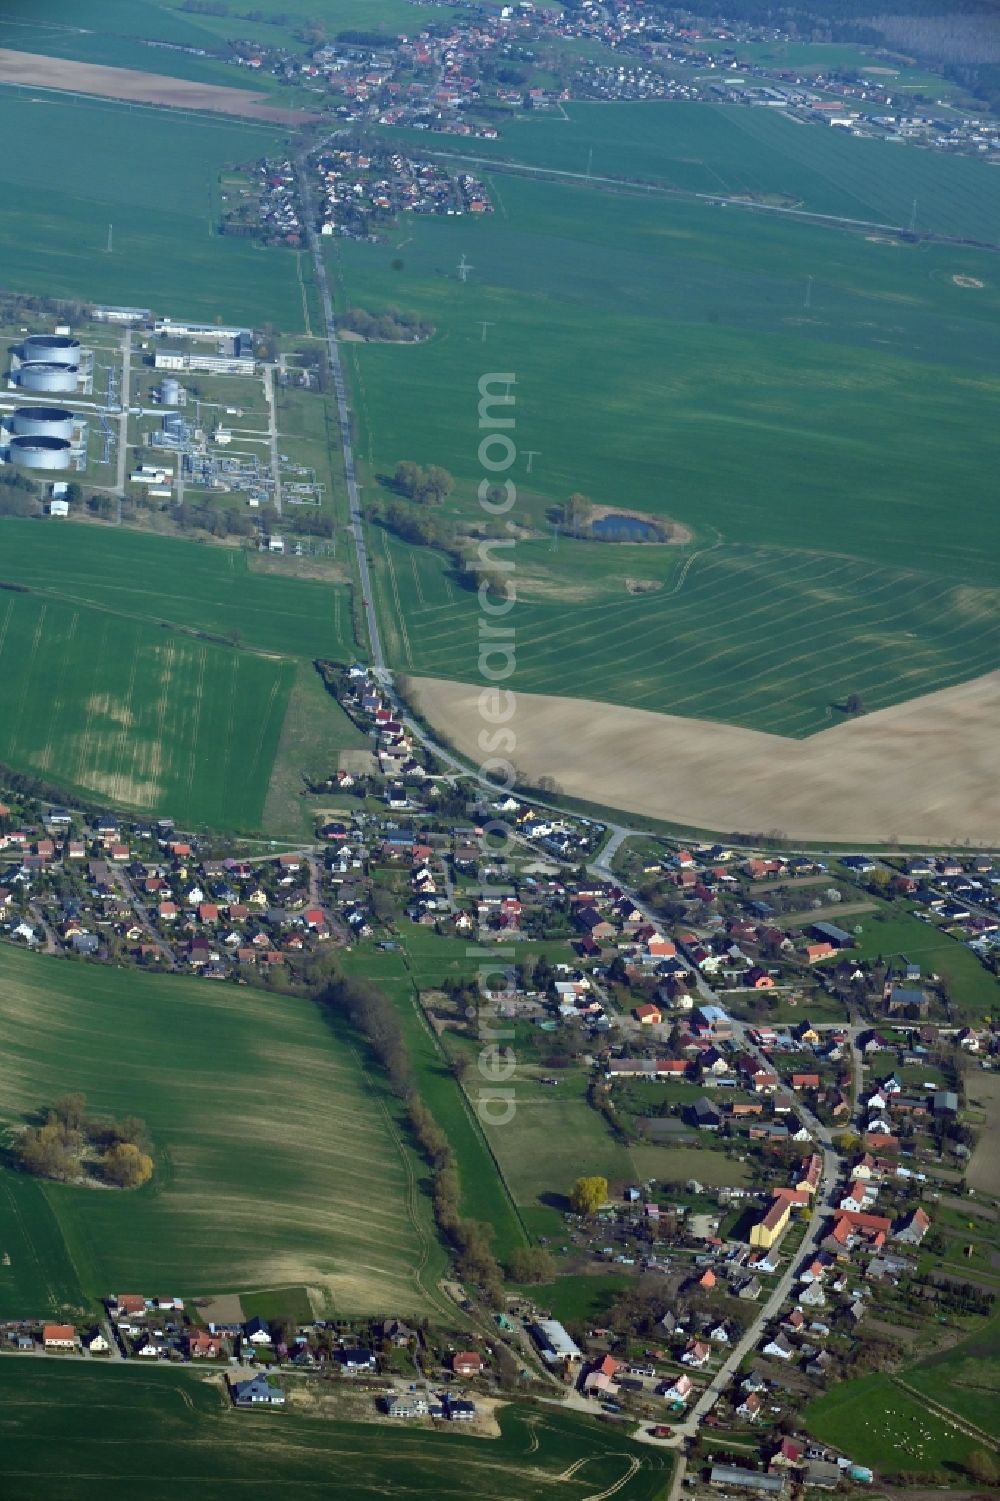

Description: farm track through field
[0,1180,55,1315]
[583,1456,642,1501]
[182,645,208,816]
[246,675,283,787]
[380,528,413,666]
[360,1064,456,1327]
[110,627,142,806]
[890,1376,1000,1450]
[9,603,47,758]
[36,609,77,776]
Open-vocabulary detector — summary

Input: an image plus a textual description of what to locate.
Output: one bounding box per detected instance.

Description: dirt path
[0,49,321,124]
[408,671,1000,845]
[966,1072,1000,1195]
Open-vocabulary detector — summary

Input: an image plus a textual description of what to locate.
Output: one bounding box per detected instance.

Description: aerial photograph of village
[0,0,997,1496]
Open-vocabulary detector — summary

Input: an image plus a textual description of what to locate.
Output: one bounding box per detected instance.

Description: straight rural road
[115,326,131,499]
[297,152,384,673]
[263,363,282,515]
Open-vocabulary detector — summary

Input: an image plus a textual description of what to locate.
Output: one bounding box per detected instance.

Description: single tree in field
[562,492,592,536]
[845,692,864,715]
[419,465,454,505]
[570,1175,609,1216]
[101,1141,154,1189]
[50,1093,88,1132]
[394,460,422,498]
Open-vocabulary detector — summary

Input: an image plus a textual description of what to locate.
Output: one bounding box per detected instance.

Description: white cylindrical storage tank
[160,377,181,406]
[9,435,73,470]
[19,362,78,394]
[22,334,81,369]
[10,406,75,441]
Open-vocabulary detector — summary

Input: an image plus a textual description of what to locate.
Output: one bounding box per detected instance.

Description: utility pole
[476,320,495,342]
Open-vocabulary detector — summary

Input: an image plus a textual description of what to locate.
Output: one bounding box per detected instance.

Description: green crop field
[0,1362,673,1501]
[694,40,946,77]
[0,586,292,827]
[0,0,469,94]
[0,523,355,827]
[334,164,1000,733]
[0,523,349,660]
[0,944,443,1319]
[0,88,307,327]
[390,101,1000,241]
[0,6,281,93]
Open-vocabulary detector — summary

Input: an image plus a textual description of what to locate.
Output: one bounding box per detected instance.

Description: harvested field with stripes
[407,669,1000,846]
[0,48,318,123]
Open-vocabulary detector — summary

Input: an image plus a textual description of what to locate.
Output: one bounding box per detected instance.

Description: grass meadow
[0,1361,673,1501]
[335,165,1000,733]
[805,1372,982,1473]
[902,1311,1000,1438]
[0,944,443,1319]
[0,88,307,327]
[841,906,1000,1020]
[0,522,356,828]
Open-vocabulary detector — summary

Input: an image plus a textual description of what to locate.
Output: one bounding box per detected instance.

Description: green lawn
[336,169,1000,734]
[0,88,304,327]
[0,945,443,1319]
[0,523,355,826]
[0,1361,674,1501]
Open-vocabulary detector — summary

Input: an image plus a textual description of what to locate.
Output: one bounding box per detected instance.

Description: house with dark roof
[232,1373,285,1407]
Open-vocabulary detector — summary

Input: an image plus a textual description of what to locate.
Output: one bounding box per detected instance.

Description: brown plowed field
[408,670,1000,845]
[0,49,320,124]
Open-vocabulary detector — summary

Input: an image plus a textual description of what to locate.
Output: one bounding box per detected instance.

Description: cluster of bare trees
[14,1094,153,1189]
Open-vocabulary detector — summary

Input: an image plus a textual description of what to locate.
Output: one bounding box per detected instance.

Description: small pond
[591,514,659,542]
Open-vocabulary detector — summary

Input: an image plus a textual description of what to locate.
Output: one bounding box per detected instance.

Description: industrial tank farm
[20,334,81,369]
[9,434,73,470]
[10,406,75,441]
[18,362,79,393]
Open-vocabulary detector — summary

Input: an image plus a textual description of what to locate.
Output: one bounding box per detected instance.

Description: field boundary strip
[890,1376,1000,1451]
[400,965,530,1251]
